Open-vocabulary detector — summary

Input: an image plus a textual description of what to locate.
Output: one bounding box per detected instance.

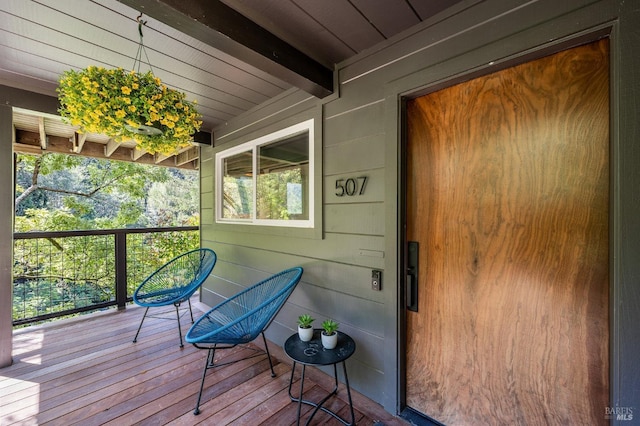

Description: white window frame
[215,119,314,228]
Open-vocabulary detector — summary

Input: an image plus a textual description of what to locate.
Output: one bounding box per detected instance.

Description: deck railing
[12,226,199,326]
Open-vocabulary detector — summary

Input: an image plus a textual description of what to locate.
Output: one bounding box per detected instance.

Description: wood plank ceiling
[1,0,459,169]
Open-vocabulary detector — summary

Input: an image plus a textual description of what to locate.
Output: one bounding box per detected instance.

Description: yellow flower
[58,66,201,154]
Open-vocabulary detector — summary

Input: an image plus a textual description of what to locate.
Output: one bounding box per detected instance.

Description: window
[216,119,314,227]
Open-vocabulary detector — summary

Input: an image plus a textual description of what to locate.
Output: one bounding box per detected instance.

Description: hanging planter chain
[124,14,163,137]
[134,13,154,75]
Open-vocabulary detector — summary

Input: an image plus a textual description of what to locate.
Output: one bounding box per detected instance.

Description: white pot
[298,326,313,342]
[321,331,338,349]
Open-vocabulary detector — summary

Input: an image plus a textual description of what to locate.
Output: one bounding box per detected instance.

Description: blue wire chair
[132,248,217,348]
[185,266,304,415]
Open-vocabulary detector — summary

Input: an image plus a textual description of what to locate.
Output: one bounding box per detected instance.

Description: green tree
[147,168,199,226]
[14,152,196,231]
[13,152,200,324]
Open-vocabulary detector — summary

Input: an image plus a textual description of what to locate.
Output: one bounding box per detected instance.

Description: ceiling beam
[116,0,334,98]
[132,147,147,161]
[155,152,170,164]
[14,130,198,170]
[71,132,87,153]
[38,117,48,150]
[104,139,120,157]
[0,85,59,114]
[14,143,43,155]
[176,147,199,166]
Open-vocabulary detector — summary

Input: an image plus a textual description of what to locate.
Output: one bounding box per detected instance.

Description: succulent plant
[321,319,339,335]
[297,314,314,328]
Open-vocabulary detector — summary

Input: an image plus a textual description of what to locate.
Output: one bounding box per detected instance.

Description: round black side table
[284,329,356,426]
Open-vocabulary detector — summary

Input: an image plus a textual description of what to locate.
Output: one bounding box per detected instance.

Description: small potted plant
[297,314,315,342]
[321,319,339,349]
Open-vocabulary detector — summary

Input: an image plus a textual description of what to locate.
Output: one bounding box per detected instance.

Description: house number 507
[335,176,368,197]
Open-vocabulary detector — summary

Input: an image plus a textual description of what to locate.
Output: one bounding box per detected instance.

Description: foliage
[297,314,315,328]
[223,168,304,220]
[257,168,303,219]
[16,208,90,232]
[57,66,202,154]
[13,233,116,323]
[12,229,200,324]
[14,153,198,231]
[146,169,200,226]
[321,319,339,335]
[222,176,253,219]
[125,230,200,295]
[12,152,200,325]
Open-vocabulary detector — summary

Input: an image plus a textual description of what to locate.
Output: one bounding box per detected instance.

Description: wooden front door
[405,40,609,425]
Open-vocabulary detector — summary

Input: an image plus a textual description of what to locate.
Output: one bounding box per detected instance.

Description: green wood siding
[200,0,640,414]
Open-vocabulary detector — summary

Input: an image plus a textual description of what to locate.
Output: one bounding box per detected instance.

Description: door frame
[392,27,616,420]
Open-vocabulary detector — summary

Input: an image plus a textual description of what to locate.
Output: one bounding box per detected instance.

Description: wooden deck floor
[0,300,407,425]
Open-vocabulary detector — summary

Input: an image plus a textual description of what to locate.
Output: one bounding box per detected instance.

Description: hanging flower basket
[57,66,202,154]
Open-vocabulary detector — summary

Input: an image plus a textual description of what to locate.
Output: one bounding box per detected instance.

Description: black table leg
[288,361,305,426]
[288,360,355,426]
[342,360,356,425]
[284,331,357,425]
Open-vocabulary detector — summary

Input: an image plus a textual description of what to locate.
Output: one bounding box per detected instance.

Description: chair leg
[175,303,184,348]
[261,332,276,377]
[194,346,216,415]
[132,307,149,343]
[188,298,194,323]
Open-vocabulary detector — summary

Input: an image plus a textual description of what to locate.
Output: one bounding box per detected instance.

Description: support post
[115,231,128,310]
[0,105,14,367]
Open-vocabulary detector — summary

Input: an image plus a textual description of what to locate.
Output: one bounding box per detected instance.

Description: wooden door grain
[405,40,609,425]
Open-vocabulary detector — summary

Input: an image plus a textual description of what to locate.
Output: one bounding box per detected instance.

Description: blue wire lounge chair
[132,248,217,348]
[185,266,304,415]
